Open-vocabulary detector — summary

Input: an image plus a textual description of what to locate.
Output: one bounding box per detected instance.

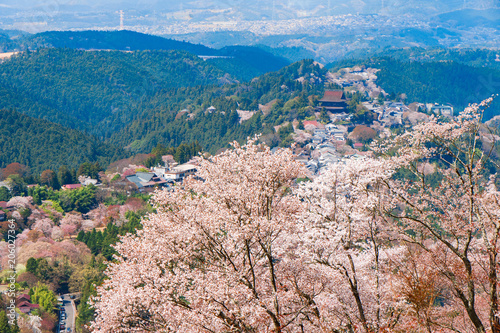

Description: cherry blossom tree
[7,196,33,209]
[87,204,108,227]
[378,98,500,333]
[295,158,405,332]
[32,218,55,238]
[51,226,64,241]
[91,138,327,333]
[60,213,84,233]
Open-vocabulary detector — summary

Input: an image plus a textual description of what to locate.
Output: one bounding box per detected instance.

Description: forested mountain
[109,59,329,153]
[0,46,326,157]
[21,30,216,54]
[329,47,500,71]
[0,109,127,172]
[0,48,234,136]
[0,30,290,81]
[328,56,500,120]
[372,58,500,119]
[3,38,498,173]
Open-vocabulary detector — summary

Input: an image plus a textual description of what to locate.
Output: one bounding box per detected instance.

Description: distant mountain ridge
[435,8,500,29]
[23,30,217,54]
[0,30,290,81]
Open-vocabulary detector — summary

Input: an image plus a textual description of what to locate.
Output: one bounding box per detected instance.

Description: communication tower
[119,10,124,30]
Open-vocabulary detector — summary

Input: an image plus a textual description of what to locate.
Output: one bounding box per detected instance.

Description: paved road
[58,295,76,333]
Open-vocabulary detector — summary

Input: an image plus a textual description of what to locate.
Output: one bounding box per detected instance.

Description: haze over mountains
[1,0,498,17]
[1,1,498,63]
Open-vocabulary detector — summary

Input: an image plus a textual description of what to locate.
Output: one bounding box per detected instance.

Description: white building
[163,164,198,182]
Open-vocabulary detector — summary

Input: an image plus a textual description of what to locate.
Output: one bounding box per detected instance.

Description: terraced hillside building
[317,90,349,113]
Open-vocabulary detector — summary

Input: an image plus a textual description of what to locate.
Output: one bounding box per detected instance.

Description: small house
[17,301,39,314]
[163,164,198,182]
[126,172,169,191]
[17,294,31,303]
[0,201,14,211]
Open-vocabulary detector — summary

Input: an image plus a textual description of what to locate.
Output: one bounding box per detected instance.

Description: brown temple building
[317,90,349,113]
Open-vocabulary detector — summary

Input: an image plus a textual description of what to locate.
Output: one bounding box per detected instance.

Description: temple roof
[318,90,347,102]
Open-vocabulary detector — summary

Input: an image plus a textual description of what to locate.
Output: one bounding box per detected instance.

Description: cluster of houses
[293,88,457,176]
[362,101,408,126]
[427,103,454,117]
[303,120,348,146]
[361,101,454,127]
[124,156,199,192]
[294,138,368,175]
[295,113,369,174]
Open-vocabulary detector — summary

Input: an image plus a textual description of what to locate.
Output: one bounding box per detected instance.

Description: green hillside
[108,59,329,153]
[0,48,234,136]
[0,109,127,172]
[372,58,500,119]
[0,47,326,156]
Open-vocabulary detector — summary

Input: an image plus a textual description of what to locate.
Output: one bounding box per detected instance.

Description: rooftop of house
[62,184,82,190]
[135,172,155,182]
[303,120,323,128]
[18,301,39,314]
[127,172,170,188]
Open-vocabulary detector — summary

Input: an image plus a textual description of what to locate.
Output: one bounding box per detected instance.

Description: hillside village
[70,66,456,183]
[271,65,455,176]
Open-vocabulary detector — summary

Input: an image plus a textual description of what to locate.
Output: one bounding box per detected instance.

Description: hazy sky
[0,0,496,27]
[0,0,474,11]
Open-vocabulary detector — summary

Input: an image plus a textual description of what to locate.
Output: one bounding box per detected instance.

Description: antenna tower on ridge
[119,10,124,30]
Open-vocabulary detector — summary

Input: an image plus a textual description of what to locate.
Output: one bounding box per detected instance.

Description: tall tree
[0,163,28,180]
[6,174,26,196]
[40,169,60,189]
[379,97,500,333]
[58,165,73,186]
[0,186,11,201]
[296,158,402,332]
